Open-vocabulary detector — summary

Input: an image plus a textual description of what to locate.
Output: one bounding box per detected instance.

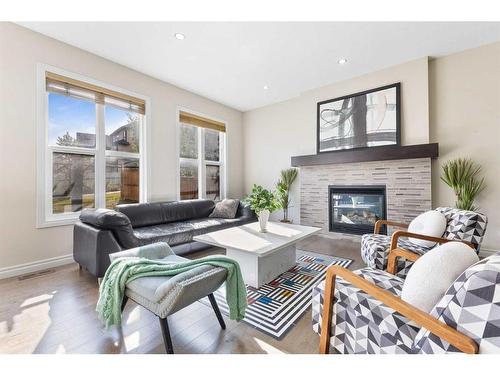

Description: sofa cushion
[162,200,216,221]
[209,199,240,219]
[133,217,242,246]
[116,202,166,228]
[117,200,216,228]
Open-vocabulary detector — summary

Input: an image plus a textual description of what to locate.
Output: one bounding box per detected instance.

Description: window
[178,111,226,201]
[37,68,148,226]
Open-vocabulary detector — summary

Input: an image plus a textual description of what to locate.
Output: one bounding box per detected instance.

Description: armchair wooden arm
[387,247,422,275]
[386,231,476,274]
[319,265,478,354]
[374,220,408,234]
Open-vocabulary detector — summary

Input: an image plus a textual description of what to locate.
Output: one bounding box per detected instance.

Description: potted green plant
[243,184,281,232]
[276,168,298,223]
[441,158,485,211]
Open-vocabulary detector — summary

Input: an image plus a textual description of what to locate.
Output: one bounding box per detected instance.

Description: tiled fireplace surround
[299,158,432,237]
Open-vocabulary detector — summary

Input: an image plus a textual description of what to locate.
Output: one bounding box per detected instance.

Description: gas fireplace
[329,185,387,235]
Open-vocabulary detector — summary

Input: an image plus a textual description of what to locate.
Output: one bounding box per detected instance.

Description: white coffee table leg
[226,245,296,288]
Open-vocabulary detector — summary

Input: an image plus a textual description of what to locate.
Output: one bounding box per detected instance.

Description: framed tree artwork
[317,83,401,153]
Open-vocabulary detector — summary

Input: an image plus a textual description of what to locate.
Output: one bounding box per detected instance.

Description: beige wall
[243,43,499,251]
[0,23,244,271]
[429,42,500,251]
[243,57,430,224]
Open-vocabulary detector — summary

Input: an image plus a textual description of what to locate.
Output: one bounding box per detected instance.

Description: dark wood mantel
[291,143,438,167]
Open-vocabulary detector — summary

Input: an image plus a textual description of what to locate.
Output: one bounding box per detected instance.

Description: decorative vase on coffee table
[258,209,270,232]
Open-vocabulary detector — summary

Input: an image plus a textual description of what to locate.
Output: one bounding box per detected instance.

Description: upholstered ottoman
[109,244,227,354]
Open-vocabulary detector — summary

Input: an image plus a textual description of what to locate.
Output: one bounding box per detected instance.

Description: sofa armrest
[73,222,123,277]
[80,208,130,227]
[79,208,139,249]
[109,242,175,262]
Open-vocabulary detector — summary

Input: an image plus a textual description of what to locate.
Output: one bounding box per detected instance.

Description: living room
[1,1,500,372]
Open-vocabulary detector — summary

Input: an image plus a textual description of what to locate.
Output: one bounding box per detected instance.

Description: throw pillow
[209,199,240,219]
[401,241,479,312]
[407,210,447,248]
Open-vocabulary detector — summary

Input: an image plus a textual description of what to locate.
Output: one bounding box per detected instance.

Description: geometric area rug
[200,250,352,340]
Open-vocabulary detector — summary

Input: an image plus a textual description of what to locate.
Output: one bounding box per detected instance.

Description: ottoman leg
[208,293,226,330]
[159,317,174,354]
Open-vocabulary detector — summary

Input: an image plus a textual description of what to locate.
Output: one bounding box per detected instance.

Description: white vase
[258,209,270,232]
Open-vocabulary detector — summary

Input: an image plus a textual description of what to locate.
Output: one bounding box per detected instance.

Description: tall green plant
[441,158,485,211]
[276,168,298,222]
[243,184,281,214]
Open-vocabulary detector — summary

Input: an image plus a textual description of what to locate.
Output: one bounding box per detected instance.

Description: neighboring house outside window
[178,110,226,201]
[37,67,148,227]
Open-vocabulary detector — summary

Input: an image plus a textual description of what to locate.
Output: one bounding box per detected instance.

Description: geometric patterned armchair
[361,207,488,278]
[312,252,500,354]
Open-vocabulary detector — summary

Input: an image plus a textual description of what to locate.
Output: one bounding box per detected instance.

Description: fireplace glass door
[329,186,386,235]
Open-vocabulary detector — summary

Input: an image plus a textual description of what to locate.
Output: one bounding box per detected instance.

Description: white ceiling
[19,22,500,111]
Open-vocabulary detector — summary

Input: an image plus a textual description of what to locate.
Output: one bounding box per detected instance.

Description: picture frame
[316,83,401,153]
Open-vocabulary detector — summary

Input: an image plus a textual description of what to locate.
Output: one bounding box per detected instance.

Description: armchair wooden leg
[319,268,337,354]
[208,293,226,330]
[159,317,174,354]
[387,252,398,275]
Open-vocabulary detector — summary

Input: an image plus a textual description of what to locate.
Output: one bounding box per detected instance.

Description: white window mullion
[220,131,226,200]
[95,103,106,208]
[205,161,222,167]
[48,145,96,155]
[139,115,147,203]
[105,150,141,159]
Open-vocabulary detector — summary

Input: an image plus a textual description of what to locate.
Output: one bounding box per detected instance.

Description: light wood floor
[0,235,363,354]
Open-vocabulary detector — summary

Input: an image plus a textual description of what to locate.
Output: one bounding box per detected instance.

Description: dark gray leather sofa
[73,199,256,277]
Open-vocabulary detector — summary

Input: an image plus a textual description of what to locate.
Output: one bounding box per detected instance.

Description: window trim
[175,107,227,201]
[36,64,151,228]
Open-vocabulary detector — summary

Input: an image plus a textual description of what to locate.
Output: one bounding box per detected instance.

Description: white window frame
[36,64,151,228]
[176,107,227,201]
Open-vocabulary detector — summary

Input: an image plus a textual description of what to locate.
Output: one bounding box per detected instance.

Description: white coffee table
[193,221,321,288]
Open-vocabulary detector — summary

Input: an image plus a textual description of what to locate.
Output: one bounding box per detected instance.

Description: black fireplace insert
[329,185,387,235]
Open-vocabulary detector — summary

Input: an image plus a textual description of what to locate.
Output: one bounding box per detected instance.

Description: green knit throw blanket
[96,255,247,328]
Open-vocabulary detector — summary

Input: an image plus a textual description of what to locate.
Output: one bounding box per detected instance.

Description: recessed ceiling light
[337,58,348,65]
[174,33,185,40]
[263,85,269,90]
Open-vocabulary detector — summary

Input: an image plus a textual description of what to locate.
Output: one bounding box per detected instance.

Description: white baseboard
[0,254,75,280]
[479,247,498,258]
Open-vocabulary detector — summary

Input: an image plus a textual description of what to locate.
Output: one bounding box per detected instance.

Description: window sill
[36,216,79,229]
